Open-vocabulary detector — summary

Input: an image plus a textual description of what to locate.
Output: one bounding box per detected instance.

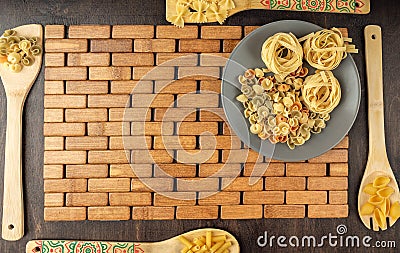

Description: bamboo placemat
[43,25,349,221]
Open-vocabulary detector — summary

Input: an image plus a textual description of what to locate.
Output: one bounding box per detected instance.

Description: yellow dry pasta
[368,195,384,206]
[179,231,233,253]
[0,29,41,73]
[261,32,303,78]
[210,241,224,252]
[363,183,378,195]
[373,208,386,229]
[373,176,390,188]
[206,3,228,24]
[302,71,341,114]
[360,175,399,229]
[301,28,358,70]
[194,237,206,247]
[167,4,190,28]
[215,242,231,253]
[360,202,375,215]
[389,201,400,220]
[179,236,195,249]
[189,0,209,23]
[169,0,236,27]
[377,187,394,198]
[380,198,391,216]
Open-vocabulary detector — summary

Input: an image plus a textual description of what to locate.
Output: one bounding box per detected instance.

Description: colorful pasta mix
[0,29,42,73]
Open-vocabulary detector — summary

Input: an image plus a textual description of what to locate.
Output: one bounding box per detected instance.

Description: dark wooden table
[0,1,399,252]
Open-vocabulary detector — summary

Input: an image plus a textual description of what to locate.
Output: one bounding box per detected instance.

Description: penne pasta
[209,241,224,253]
[179,231,233,253]
[211,235,226,243]
[215,242,232,253]
[179,235,195,249]
[206,231,212,248]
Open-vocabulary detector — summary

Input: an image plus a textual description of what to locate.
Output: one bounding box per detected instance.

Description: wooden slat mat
[43,25,349,221]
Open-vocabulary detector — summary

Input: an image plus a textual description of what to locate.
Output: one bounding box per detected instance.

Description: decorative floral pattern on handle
[260,0,367,13]
[29,240,145,253]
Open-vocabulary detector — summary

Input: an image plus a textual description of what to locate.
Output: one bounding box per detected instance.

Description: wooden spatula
[26,228,240,253]
[358,25,400,231]
[1,24,43,241]
[166,0,370,25]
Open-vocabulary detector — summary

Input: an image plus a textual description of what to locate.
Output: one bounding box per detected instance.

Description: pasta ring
[302,28,350,71]
[261,32,303,78]
[302,71,341,114]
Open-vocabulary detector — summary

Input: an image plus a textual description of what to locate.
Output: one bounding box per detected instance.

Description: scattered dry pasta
[168,0,235,27]
[360,175,400,230]
[0,29,42,73]
[300,28,358,70]
[179,230,232,253]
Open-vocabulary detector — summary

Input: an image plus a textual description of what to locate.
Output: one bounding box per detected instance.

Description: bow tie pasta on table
[236,28,357,149]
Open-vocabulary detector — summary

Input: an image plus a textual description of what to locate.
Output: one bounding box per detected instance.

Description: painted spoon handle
[249,0,370,14]
[26,240,152,253]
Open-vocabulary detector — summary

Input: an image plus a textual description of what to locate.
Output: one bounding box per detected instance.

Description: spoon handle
[2,95,24,241]
[26,240,154,253]
[364,25,389,165]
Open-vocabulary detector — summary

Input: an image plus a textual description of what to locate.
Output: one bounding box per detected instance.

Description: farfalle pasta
[0,29,42,73]
[300,28,358,71]
[360,175,400,230]
[168,0,236,27]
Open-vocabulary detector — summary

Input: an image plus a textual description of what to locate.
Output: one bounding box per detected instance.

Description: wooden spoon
[26,228,240,253]
[166,0,370,25]
[358,25,400,231]
[1,24,43,241]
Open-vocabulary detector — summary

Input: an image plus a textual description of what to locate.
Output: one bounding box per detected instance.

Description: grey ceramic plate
[221,20,361,162]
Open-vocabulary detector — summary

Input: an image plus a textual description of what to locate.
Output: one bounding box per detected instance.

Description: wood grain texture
[2,1,399,252]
